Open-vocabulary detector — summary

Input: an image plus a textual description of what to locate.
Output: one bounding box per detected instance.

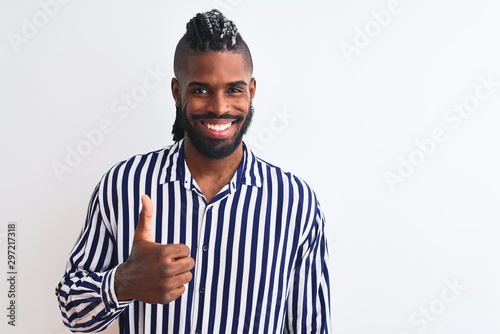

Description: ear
[171,78,181,106]
[249,77,256,100]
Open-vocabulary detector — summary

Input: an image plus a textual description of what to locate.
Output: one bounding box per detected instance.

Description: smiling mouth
[202,121,234,132]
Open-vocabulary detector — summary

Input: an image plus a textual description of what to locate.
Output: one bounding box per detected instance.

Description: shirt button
[199,287,205,294]
[202,245,208,252]
[195,330,201,334]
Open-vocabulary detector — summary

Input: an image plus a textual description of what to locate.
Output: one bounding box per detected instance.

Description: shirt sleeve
[55,184,132,332]
[286,200,332,333]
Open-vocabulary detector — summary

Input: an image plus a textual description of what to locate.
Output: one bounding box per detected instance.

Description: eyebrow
[187,80,248,88]
[228,80,248,87]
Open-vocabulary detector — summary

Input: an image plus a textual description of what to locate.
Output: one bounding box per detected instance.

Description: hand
[114,194,195,304]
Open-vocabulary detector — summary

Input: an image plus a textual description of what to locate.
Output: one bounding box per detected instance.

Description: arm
[55,185,131,333]
[286,201,332,333]
[55,186,195,332]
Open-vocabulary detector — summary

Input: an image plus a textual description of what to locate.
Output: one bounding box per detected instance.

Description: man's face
[172,51,256,159]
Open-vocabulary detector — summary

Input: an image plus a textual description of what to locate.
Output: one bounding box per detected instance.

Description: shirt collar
[159,139,262,189]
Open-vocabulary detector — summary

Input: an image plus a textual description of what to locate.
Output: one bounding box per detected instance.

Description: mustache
[191,114,244,121]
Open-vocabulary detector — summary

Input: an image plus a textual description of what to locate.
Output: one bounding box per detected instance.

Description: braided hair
[172,9,253,141]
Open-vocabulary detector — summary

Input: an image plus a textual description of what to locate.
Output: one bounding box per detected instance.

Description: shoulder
[105,147,170,178]
[250,151,320,206]
[250,152,326,244]
[254,153,312,186]
[92,144,179,216]
[98,142,181,190]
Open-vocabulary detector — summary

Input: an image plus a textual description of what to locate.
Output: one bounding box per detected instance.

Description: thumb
[133,194,154,243]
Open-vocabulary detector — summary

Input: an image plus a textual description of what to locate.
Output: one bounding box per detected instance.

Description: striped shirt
[56,139,331,333]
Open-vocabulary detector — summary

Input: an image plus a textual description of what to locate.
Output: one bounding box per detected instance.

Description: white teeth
[206,122,232,132]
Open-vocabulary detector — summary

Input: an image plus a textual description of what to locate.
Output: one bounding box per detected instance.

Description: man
[56,9,331,333]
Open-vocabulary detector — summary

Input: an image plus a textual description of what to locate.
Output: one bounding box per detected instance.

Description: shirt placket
[191,201,213,334]
[186,166,238,333]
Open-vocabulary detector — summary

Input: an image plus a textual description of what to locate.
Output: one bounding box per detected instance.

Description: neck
[183,138,243,202]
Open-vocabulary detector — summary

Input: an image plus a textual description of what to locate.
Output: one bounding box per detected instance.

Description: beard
[178,103,254,160]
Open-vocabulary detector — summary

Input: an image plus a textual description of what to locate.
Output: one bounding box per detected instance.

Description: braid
[172,9,253,141]
[172,105,183,142]
[173,9,252,76]
[189,9,239,51]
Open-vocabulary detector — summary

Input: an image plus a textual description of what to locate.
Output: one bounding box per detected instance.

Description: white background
[1,0,500,333]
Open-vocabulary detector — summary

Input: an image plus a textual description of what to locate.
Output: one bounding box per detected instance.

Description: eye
[193,88,209,94]
[227,87,243,94]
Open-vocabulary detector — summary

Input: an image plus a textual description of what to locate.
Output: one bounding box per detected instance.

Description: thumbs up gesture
[114,195,195,304]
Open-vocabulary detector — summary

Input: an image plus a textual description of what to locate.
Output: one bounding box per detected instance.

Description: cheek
[225,97,252,114]
[183,97,215,115]
[180,98,201,116]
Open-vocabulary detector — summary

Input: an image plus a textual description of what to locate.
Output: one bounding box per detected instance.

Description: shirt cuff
[102,265,133,312]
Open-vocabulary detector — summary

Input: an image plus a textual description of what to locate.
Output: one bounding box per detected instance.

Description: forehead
[181,51,251,84]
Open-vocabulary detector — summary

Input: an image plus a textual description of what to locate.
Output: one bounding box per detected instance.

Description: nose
[208,92,230,116]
